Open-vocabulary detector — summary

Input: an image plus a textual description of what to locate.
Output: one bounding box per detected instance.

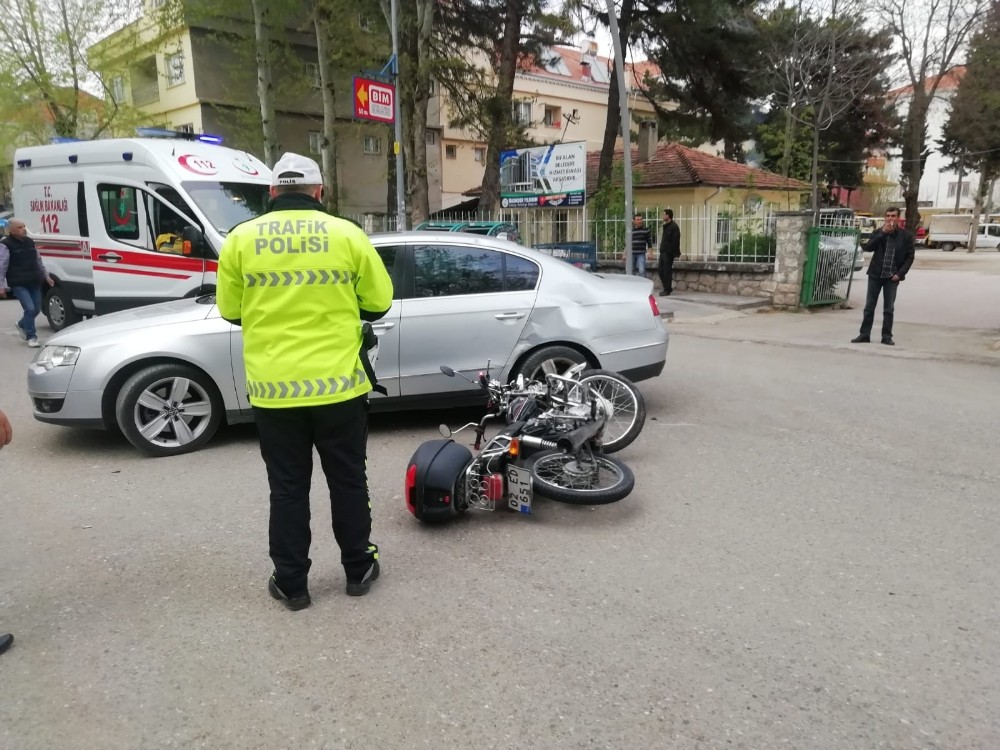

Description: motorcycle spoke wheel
[527,450,634,505]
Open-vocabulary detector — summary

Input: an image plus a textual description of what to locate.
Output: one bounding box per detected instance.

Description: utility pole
[607,1,633,275]
[390,0,406,230]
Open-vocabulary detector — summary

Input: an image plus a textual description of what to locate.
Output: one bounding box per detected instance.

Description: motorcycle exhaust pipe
[555,420,604,454]
[519,435,557,451]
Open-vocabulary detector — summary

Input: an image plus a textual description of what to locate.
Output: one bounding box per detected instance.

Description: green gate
[800,227,862,306]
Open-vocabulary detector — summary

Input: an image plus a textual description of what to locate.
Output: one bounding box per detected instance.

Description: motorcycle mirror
[438,424,453,438]
[440,366,456,377]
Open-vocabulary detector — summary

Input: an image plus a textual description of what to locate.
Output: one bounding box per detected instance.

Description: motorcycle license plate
[507,466,532,514]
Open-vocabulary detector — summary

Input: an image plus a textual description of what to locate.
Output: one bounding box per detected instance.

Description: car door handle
[98,252,122,263]
[370,322,395,331]
[494,312,525,320]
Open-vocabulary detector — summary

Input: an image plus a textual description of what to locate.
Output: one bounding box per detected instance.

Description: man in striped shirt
[630,214,653,276]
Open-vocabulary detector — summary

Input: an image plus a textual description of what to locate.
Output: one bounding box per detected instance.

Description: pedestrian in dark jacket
[0,219,55,348]
[658,208,681,296]
[852,207,915,346]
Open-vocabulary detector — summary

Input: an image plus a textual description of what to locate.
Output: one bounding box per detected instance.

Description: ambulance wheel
[44,286,79,331]
[115,364,223,457]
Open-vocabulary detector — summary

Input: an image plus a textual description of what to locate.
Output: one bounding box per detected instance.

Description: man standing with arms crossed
[216,153,393,610]
[852,206,914,346]
[1,408,13,654]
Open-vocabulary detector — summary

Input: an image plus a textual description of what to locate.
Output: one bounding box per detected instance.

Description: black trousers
[253,396,376,593]
[859,276,899,339]
[658,254,676,293]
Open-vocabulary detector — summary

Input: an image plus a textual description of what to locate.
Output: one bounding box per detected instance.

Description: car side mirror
[181,225,207,257]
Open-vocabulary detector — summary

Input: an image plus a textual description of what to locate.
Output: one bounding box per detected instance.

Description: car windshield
[182,181,270,235]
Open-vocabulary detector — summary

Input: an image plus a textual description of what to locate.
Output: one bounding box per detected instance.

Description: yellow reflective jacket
[216,197,393,409]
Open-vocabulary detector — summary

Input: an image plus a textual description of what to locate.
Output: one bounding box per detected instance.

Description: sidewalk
[658,292,1000,367]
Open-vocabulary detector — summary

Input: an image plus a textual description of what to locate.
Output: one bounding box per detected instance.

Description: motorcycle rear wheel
[574,369,646,454]
[526,450,634,505]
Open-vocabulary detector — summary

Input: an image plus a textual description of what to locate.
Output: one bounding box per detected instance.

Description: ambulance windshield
[183,182,270,235]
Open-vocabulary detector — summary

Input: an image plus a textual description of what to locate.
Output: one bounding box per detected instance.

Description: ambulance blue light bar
[135,127,224,145]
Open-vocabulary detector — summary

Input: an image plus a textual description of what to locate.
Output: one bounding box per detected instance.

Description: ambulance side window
[97,184,141,241]
[142,192,200,256]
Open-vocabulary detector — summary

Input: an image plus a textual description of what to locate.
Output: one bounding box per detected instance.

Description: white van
[13,133,271,330]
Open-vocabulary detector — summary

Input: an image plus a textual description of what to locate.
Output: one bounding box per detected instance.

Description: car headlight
[36,345,81,370]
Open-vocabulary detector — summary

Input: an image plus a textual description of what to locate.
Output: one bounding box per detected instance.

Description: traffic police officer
[217,153,393,609]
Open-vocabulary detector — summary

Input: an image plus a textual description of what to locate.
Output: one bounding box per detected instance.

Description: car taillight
[405,464,417,515]
[648,294,660,317]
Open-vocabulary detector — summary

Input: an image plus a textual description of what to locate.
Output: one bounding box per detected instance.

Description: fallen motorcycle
[405,364,642,523]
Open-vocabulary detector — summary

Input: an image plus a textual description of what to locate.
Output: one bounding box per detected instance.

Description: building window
[165,52,184,87]
[474,147,487,163]
[359,14,371,31]
[425,130,437,145]
[428,79,436,96]
[511,100,532,126]
[110,75,125,104]
[175,123,194,133]
[543,105,561,128]
[363,136,380,155]
[445,144,457,160]
[309,131,322,154]
[150,0,166,7]
[306,62,321,89]
[947,181,971,198]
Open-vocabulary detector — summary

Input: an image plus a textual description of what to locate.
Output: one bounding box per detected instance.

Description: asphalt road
[0,300,997,749]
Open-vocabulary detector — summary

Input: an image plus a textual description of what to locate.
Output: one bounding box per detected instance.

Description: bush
[716,233,776,262]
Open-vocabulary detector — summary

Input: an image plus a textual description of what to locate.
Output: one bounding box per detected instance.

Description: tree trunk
[597,0,635,191]
[781,107,795,180]
[900,93,930,231]
[479,0,525,212]
[811,118,821,221]
[314,6,339,213]
[408,0,434,224]
[968,179,988,253]
[251,0,279,167]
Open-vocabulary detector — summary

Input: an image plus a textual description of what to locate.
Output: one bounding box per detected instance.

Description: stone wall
[668,211,811,309]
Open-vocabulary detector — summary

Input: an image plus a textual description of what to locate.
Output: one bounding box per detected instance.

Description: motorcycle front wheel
[526,450,635,505]
[574,369,646,454]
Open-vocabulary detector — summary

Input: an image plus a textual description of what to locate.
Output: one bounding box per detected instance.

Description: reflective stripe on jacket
[216,206,394,409]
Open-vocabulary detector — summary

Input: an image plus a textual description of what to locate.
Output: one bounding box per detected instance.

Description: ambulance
[12,131,272,330]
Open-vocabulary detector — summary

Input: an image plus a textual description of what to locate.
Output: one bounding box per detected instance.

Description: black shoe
[346,560,380,597]
[659,290,671,297]
[0,633,12,655]
[851,335,870,343]
[268,574,311,611]
[882,337,895,346]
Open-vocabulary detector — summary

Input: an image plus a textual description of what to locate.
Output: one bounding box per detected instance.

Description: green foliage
[939,4,1000,186]
[717,232,776,262]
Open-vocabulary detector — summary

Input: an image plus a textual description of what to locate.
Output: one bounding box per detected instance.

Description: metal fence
[347,202,780,265]
[800,227,861,306]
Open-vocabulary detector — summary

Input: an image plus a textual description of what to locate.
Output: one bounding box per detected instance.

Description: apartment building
[431,41,662,209]
[87,1,415,216]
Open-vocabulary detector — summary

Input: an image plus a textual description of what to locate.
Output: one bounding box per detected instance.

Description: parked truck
[926,214,1000,251]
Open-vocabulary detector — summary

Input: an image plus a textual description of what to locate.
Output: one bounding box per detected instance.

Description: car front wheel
[115,364,223,456]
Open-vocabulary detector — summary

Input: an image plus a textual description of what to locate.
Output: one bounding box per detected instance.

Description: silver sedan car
[27,232,668,457]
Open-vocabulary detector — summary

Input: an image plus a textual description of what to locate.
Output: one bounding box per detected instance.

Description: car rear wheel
[515,345,588,383]
[115,364,223,457]
[942,242,956,252]
[44,286,79,332]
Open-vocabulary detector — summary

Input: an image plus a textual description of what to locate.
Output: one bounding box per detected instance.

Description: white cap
[271,152,323,186]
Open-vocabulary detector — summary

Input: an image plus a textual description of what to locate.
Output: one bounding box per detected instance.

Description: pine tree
[939,2,1000,251]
